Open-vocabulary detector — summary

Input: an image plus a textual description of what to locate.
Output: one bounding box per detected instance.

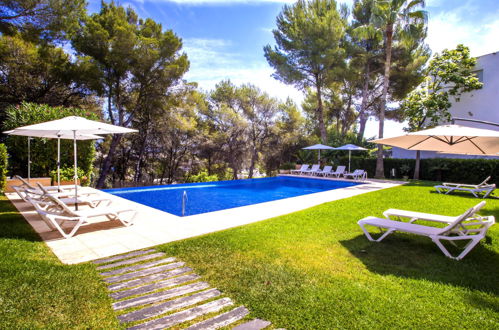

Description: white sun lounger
[314,165,333,177]
[15,175,78,193]
[301,164,320,176]
[36,183,111,208]
[290,164,309,175]
[383,202,486,225]
[343,169,367,180]
[328,166,346,178]
[29,193,136,239]
[434,176,495,198]
[358,201,495,260]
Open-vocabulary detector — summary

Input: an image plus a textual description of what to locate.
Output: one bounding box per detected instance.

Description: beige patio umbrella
[11,116,137,209]
[371,124,499,155]
[303,144,336,163]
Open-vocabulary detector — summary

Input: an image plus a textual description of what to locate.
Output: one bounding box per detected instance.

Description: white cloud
[183,37,303,103]
[427,7,499,57]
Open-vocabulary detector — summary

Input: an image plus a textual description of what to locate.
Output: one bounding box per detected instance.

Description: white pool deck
[6,175,404,264]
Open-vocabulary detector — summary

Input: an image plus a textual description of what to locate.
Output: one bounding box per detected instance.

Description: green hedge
[0,144,7,192]
[335,156,499,185]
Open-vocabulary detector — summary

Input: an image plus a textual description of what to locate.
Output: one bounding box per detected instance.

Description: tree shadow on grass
[340,234,499,296]
[0,198,41,242]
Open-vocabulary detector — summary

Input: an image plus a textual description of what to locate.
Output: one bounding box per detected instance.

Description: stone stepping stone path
[94,248,274,330]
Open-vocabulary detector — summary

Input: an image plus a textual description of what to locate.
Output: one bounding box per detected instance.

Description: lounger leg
[483,189,493,198]
[359,223,395,242]
[47,215,85,239]
[431,236,481,260]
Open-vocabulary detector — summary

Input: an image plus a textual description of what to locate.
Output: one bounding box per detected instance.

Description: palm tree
[368,0,427,178]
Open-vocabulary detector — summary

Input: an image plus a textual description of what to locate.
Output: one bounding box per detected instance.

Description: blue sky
[87,0,499,138]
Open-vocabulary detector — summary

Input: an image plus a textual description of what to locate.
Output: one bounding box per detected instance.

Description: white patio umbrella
[370,124,499,155]
[11,116,137,209]
[302,144,335,163]
[4,129,102,190]
[333,144,368,173]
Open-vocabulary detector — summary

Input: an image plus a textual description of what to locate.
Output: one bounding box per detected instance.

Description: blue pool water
[105,176,361,216]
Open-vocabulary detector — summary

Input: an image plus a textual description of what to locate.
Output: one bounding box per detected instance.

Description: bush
[279,162,296,170]
[342,156,499,184]
[185,170,219,183]
[50,167,91,186]
[0,144,7,192]
[3,102,97,180]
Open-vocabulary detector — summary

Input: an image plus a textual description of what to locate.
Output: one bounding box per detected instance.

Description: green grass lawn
[156,181,499,329]
[0,195,119,329]
[0,182,498,328]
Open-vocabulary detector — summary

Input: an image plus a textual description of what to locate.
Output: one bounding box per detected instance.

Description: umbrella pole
[348,150,351,173]
[57,137,61,192]
[27,137,31,182]
[73,131,78,211]
[318,150,321,164]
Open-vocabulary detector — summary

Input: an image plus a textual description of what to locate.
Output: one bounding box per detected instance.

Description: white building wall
[392,51,499,159]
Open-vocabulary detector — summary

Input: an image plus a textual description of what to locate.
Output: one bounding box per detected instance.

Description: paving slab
[110,273,200,300]
[233,319,272,330]
[105,262,185,283]
[113,282,211,310]
[108,266,192,291]
[118,288,221,323]
[97,252,166,270]
[186,306,249,330]
[100,257,175,277]
[127,297,234,330]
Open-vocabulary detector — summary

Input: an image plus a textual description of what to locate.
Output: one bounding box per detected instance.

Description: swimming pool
[105,176,362,216]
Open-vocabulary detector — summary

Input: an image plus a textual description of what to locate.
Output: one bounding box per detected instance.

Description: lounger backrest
[37,183,50,195]
[40,188,78,217]
[439,201,486,235]
[478,176,491,186]
[335,166,346,173]
[15,175,36,190]
[323,165,333,173]
[310,164,320,171]
[299,164,308,171]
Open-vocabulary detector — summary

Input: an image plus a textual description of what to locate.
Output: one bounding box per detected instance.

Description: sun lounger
[291,164,309,175]
[314,165,333,176]
[301,164,320,176]
[15,175,78,194]
[358,201,495,260]
[36,183,111,208]
[328,166,346,178]
[383,202,486,225]
[434,176,495,198]
[29,193,136,239]
[343,169,367,180]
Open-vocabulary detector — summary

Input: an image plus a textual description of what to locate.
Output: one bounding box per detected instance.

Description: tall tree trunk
[357,62,370,143]
[315,79,327,144]
[375,26,393,179]
[96,134,122,188]
[413,150,421,180]
[134,129,149,183]
[248,148,258,179]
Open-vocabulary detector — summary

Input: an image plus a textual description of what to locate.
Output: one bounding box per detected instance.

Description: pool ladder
[182,190,188,217]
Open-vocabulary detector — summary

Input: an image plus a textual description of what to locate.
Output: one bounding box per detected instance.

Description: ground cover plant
[158,181,499,329]
[0,196,119,329]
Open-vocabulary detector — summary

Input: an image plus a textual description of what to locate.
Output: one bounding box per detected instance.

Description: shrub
[50,167,91,186]
[342,156,499,184]
[0,144,7,192]
[185,170,219,183]
[279,162,296,170]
